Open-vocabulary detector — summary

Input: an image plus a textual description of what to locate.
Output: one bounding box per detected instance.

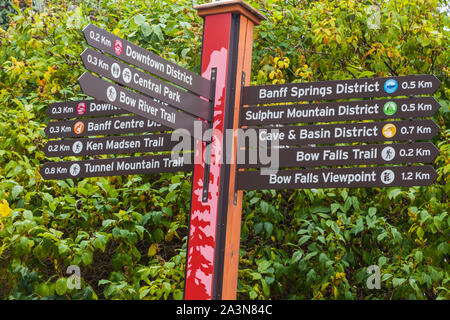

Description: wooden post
[184,1,265,300]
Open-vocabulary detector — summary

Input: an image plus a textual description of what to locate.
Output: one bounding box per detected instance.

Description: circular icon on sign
[383,101,397,116]
[382,123,397,139]
[76,103,87,115]
[122,67,132,83]
[72,141,83,154]
[73,121,85,135]
[380,169,395,185]
[111,63,121,79]
[114,40,123,55]
[69,163,81,177]
[384,79,398,94]
[106,86,117,102]
[381,146,396,162]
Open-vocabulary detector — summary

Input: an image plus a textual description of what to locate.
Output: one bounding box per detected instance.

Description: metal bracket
[202,68,217,203]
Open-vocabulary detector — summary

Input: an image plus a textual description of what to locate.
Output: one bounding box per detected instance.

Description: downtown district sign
[39,1,441,300]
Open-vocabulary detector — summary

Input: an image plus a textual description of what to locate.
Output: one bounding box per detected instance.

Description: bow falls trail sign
[38,0,442,301]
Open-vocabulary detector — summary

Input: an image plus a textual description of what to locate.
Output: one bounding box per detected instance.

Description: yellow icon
[382,123,397,139]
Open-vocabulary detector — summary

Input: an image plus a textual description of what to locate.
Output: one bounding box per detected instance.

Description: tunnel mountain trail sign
[38,0,442,302]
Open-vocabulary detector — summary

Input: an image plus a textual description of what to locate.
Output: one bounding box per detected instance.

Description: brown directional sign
[240,97,441,126]
[40,154,192,180]
[82,23,211,98]
[238,142,439,169]
[81,48,211,121]
[236,165,438,190]
[44,116,169,139]
[43,133,187,157]
[248,119,439,146]
[243,74,441,105]
[46,100,126,119]
[78,72,207,138]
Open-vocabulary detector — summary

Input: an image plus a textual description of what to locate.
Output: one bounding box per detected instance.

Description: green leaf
[393,278,406,288]
[260,201,269,214]
[292,250,303,263]
[58,244,69,256]
[55,278,67,296]
[298,235,311,245]
[264,222,273,236]
[81,251,93,266]
[414,251,423,263]
[141,22,151,37]
[257,260,271,273]
[23,210,33,221]
[134,14,146,26]
[11,185,23,199]
[254,222,263,235]
[388,188,403,200]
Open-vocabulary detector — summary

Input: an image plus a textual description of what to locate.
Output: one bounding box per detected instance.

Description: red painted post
[184,1,265,300]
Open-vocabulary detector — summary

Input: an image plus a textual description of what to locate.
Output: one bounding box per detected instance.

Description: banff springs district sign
[37,0,442,301]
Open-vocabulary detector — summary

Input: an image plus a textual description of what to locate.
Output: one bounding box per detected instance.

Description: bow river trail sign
[39,0,442,300]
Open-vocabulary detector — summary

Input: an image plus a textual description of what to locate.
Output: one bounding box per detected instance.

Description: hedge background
[0,0,448,300]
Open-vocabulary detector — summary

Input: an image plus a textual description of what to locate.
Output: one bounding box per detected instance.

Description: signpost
[246,119,439,146]
[236,166,439,190]
[38,0,442,302]
[40,154,191,180]
[82,23,212,98]
[240,97,441,126]
[47,99,125,119]
[80,48,211,120]
[243,74,441,105]
[239,142,439,168]
[78,72,206,138]
[44,115,169,139]
[44,133,179,157]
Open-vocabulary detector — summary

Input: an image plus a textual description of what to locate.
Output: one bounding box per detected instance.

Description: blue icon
[384,79,398,94]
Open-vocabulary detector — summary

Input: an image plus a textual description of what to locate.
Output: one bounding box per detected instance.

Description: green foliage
[0,0,448,300]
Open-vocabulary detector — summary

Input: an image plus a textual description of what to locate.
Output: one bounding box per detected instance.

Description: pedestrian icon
[381,146,396,161]
[107,86,117,102]
[69,163,81,177]
[111,63,121,79]
[72,141,83,154]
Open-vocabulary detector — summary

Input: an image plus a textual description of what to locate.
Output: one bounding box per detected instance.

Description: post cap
[195,0,266,25]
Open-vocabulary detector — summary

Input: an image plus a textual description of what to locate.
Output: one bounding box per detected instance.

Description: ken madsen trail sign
[38,0,442,302]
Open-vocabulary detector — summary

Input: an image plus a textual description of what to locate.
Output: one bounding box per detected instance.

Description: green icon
[383,101,397,116]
